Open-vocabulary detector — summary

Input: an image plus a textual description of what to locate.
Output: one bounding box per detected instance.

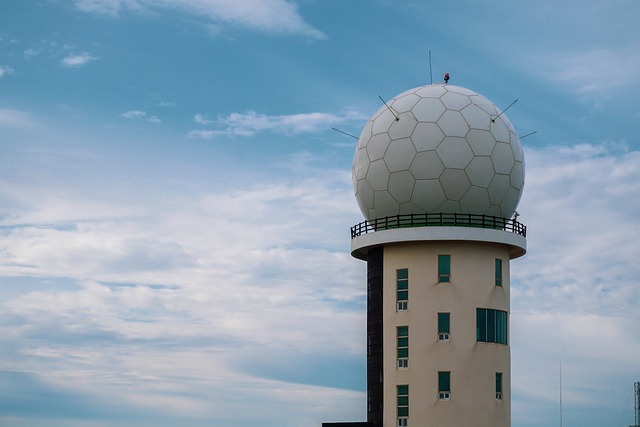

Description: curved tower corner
[350,84,527,427]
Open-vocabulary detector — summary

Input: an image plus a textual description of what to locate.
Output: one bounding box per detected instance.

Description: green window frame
[476,308,508,344]
[397,385,409,417]
[495,258,503,287]
[438,312,450,333]
[438,371,450,392]
[438,312,450,341]
[438,371,451,400]
[438,255,451,283]
[397,268,408,311]
[397,326,409,367]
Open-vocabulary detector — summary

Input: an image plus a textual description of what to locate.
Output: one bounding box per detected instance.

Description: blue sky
[1,1,639,426]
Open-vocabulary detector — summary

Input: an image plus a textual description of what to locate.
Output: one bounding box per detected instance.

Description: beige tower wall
[382,240,512,427]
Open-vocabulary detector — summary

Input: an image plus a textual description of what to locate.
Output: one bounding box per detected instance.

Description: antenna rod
[492,99,518,122]
[560,362,563,427]
[378,95,399,121]
[331,127,359,140]
[429,50,433,85]
[519,131,538,139]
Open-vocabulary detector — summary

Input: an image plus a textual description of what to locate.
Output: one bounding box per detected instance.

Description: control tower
[350,83,527,427]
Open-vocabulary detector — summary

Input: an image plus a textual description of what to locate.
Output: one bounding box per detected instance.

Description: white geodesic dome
[352,84,525,221]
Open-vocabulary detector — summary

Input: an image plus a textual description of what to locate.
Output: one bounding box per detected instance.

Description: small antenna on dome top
[491,99,518,122]
[378,95,400,121]
[331,127,358,140]
[429,50,433,85]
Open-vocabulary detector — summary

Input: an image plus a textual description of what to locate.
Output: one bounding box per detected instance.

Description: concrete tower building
[350,84,527,427]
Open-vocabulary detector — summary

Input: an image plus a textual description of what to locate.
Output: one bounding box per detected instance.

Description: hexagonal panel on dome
[441,91,471,111]
[492,142,515,174]
[502,188,522,215]
[413,179,447,212]
[466,129,496,156]
[412,97,446,122]
[388,114,418,140]
[461,104,492,131]
[471,95,498,116]
[490,117,510,143]
[373,191,399,216]
[440,169,471,200]
[461,186,490,213]
[412,123,445,151]
[465,156,495,187]
[436,137,474,169]
[510,161,524,190]
[385,138,417,173]
[371,108,397,135]
[399,201,423,215]
[387,171,415,204]
[488,174,510,204]
[415,85,446,98]
[366,133,392,161]
[437,110,469,138]
[448,85,476,96]
[391,93,421,113]
[510,134,524,161]
[353,148,370,181]
[410,151,445,180]
[367,159,390,191]
[356,179,374,212]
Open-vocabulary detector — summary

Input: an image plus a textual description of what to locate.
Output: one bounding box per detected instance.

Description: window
[438,255,450,283]
[476,308,508,344]
[496,372,503,400]
[495,258,503,287]
[397,269,408,311]
[397,326,408,368]
[438,371,451,400]
[397,385,409,426]
[438,312,450,341]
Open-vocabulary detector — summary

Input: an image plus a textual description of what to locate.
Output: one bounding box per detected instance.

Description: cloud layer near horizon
[1,139,639,426]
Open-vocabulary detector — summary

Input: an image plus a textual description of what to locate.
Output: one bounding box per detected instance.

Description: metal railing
[350,212,526,239]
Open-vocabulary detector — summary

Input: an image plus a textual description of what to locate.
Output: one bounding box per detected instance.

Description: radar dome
[352,84,525,220]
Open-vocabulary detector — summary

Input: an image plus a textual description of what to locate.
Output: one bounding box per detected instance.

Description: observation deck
[350,213,527,261]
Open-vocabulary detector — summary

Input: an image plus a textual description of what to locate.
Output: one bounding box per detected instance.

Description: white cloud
[121,110,161,123]
[187,129,217,139]
[0,65,14,78]
[527,42,640,99]
[73,0,325,38]
[0,166,364,427]
[61,52,98,67]
[121,110,147,119]
[193,113,214,125]
[513,143,640,315]
[189,110,365,139]
[0,109,36,129]
[24,48,40,58]
[512,312,640,427]
[1,140,638,426]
